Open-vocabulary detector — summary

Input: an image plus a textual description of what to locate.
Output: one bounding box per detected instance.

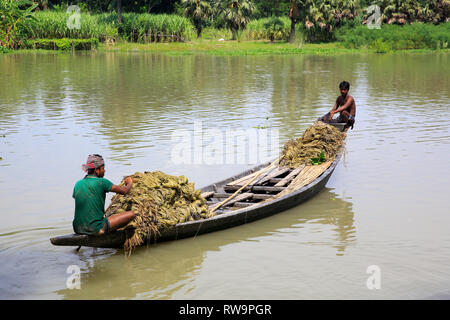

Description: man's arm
[334,96,354,113]
[328,102,338,121]
[110,177,133,195]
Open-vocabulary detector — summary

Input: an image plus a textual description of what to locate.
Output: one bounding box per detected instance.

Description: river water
[0,52,449,299]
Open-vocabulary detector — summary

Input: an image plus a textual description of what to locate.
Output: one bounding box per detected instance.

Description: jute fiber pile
[280,121,346,168]
[105,171,213,253]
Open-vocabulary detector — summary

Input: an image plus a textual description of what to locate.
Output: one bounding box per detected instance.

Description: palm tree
[288,0,303,43]
[182,0,213,38]
[219,0,256,40]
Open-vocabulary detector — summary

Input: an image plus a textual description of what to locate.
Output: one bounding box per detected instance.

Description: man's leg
[340,111,354,131]
[97,211,135,235]
[108,211,135,231]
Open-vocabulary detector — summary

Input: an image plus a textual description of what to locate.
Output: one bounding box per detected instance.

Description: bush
[0,45,12,53]
[200,27,232,40]
[337,23,450,50]
[246,17,290,41]
[22,38,99,50]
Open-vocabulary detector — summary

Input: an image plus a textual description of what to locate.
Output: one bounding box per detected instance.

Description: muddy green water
[0,52,449,299]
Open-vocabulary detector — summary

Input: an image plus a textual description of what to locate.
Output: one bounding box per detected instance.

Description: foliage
[0,0,37,48]
[181,0,213,37]
[247,16,291,41]
[31,0,180,14]
[253,0,291,19]
[18,11,194,44]
[22,11,118,42]
[199,26,231,40]
[119,13,195,42]
[298,0,361,42]
[218,0,256,39]
[23,37,99,50]
[310,151,326,165]
[338,23,450,50]
[361,0,450,25]
[264,16,287,42]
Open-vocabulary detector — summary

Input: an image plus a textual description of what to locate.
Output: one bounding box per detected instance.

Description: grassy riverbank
[104,41,449,56]
[4,40,449,56]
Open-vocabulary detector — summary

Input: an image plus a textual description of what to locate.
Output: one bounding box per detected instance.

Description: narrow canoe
[50,147,344,249]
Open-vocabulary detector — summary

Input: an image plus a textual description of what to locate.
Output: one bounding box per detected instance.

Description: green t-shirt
[72,175,114,235]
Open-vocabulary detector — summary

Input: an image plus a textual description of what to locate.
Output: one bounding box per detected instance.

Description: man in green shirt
[72,154,135,235]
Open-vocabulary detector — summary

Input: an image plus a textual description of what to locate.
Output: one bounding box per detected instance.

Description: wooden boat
[50,146,344,249]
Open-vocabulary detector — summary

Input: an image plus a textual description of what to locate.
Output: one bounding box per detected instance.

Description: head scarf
[82,154,105,172]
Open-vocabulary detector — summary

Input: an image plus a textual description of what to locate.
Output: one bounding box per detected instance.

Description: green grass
[99,40,366,56]
[3,38,448,56]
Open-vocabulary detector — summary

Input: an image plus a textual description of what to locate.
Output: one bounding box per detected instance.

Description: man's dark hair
[339,81,350,90]
[87,168,96,175]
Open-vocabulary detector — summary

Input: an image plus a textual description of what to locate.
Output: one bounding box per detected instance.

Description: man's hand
[111,177,133,195]
[124,177,133,186]
[328,111,335,122]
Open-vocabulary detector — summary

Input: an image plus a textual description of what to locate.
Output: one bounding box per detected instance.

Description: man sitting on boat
[318,81,356,132]
[72,154,135,236]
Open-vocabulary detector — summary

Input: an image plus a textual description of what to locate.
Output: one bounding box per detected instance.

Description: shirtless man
[318,81,356,132]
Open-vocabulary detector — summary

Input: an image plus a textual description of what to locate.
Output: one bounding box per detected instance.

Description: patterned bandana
[81,154,105,172]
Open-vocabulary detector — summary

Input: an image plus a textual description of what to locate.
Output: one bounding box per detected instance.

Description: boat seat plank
[257,167,291,185]
[224,184,286,193]
[252,194,273,200]
[221,193,253,207]
[274,165,305,187]
[233,202,254,208]
[213,192,236,198]
[201,191,215,199]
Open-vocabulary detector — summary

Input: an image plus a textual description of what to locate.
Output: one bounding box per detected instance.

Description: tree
[181,0,212,37]
[218,0,256,40]
[117,0,122,23]
[288,0,360,43]
[288,0,302,43]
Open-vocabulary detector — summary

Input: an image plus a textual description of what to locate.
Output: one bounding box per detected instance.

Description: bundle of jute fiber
[280,121,346,168]
[105,171,214,253]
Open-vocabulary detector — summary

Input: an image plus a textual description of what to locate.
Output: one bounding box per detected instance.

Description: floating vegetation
[280,121,346,168]
[105,171,213,253]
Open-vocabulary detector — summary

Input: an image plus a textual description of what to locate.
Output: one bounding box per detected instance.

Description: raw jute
[105,171,214,253]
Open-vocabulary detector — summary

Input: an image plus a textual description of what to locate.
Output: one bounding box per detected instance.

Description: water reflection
[56,188,354,299]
